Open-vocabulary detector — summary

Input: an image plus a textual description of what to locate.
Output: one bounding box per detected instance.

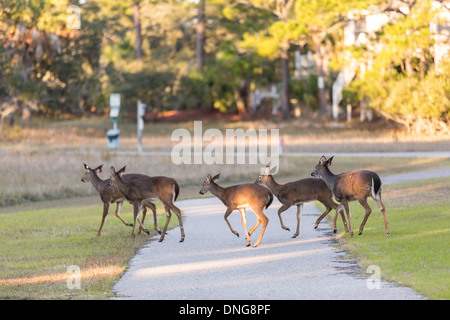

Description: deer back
[223,183,272,209]
[336,170,381,200]
[279,178,333,204]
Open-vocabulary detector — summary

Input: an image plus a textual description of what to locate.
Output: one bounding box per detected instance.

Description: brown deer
[255,166,347,237]
[81,164,159,236]
[199,173,273,247]
[311,156,390,237]
[109,166,184,242]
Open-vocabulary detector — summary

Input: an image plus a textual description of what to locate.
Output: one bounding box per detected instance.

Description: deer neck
[113,176,130,196]
[265,176,283,198]
[209,182,226,202]
[89,173,105,193]
[320,166,338,190]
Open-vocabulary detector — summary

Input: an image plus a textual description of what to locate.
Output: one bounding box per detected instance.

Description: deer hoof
[144,229,150,236]
[386,232,390,237]
[128,223,133,227]
[235,232,240,238]
[179,237,185,243]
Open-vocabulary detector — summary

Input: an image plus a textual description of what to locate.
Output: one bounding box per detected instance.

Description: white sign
[110,93,120,118]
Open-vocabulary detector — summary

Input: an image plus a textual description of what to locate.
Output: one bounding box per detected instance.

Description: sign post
[107,93,121,149]
[137,99,146,153]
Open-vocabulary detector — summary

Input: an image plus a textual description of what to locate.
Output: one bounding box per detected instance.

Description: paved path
[112,168,450,300]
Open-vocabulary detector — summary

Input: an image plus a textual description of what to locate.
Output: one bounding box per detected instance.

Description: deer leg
[159,205,172,242]
[277,204,291,232]
[168,203,185,242]
[137,206,147,235]
[357,197,372,236]
[292,204,302,238]
[147,202,161,235]
[342,201,353,237]
[314,206,332,229]
[248,219,261,236]
[134,203,150,236]
[114,202,133,228]
[252,209,269,248]
[238,208,251,247]
[97,203,110,237]
[224,208,239,238]
[374,196,390,237]
[337,204,349,234]
[130,203,141,237]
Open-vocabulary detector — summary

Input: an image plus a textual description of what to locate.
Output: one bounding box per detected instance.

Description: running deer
[199,173,273,247]
[109,166,184,242]
[311,156,390,237]
[81,164,159,236]
[255,166,347,237]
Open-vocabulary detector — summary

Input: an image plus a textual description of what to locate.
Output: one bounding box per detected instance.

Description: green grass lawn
[332,176,450,299]
[0,202,179,299]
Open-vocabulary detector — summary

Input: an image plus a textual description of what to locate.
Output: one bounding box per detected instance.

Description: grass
[1,116,449,299]
[332,176,450,299]
[1,150,449,206]
[0,202,179,299]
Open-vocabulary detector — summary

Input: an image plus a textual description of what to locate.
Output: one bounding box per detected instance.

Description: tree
[132,1,143,62]
[236,0,303,118]
[294,0,379,116]
[196,0,206,70]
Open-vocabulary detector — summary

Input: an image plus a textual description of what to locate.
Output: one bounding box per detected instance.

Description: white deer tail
[371,177,382,200]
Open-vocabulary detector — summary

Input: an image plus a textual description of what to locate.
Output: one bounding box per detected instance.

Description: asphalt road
[113,181,431,299]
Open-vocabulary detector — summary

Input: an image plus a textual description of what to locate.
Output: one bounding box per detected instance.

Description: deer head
[81,163,103,183]
[255,165,275,185]
[109,166,126,187]
[199,173,220,195]
[311,156,334,178]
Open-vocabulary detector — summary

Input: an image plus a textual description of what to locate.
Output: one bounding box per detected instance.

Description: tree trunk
[133,1,143,62]
[280,42,291,119]
[314,39,328,116]
[196,0,206,70]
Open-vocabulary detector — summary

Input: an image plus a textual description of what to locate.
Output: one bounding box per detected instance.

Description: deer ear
[118,166,126,176]
[212,173,220,182]
[95,165,103,174]
[327,156,334,166]
[84,163,90,170]
[110,166,116,175]
[264,166,271,175]
[206,174,212,182]
[319,156,327,166]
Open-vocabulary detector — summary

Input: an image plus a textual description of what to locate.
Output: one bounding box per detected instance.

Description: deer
[81,163,159,237]
[311,156,390,237]
[199,173,273,247]
[255,166,347,237]
[109,166,184,242]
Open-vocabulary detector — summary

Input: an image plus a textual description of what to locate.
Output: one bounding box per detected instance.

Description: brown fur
[311,156,389,237]
[256,166,347,236]
[199,173,273,247]
[109,166,184,242]
[81,164,158,236]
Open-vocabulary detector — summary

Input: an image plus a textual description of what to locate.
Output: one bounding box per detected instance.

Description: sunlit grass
[0,202,179,299]
[333,177,450,300]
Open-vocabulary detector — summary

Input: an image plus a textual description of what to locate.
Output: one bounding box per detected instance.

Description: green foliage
[0,0,448,125]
